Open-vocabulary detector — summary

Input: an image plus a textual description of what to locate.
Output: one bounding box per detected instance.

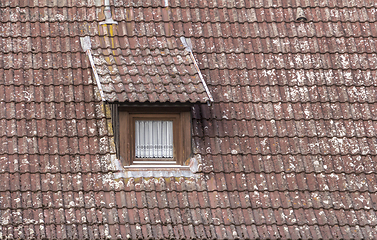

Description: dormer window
[114,104,192,167]
[81,34,212,176]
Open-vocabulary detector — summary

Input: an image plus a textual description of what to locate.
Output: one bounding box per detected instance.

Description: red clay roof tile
[1,1,377,239]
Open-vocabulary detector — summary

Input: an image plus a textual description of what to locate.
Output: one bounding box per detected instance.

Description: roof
[1,0,377,239]
[92,33,211,103]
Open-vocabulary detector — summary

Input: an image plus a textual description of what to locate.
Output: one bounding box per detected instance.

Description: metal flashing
[100,0,118,25]
[180,37,214,104]
[80,36,106,101]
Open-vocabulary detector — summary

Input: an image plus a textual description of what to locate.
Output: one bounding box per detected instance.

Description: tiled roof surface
[92,32,210,103]
[1,0,377,239]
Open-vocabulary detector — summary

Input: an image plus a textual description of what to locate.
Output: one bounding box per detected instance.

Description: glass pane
[135,120,173,158]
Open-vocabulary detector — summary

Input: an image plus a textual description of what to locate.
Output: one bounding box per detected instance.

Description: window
[115,105,192,166]
[135,119,173,159]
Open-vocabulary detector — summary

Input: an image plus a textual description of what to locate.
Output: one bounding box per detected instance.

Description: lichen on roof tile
[1,1,377,239]
[91,36,210,103]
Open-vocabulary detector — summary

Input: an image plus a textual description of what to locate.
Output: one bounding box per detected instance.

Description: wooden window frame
[118,106,191,166]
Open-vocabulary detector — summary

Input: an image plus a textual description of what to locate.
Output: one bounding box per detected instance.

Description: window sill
[116,166,196,178]
[132,161,177,165]
[125,165,190,169]
[111,155,201,178]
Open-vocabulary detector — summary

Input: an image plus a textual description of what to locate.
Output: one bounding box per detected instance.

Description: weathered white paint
[110,154,201,178]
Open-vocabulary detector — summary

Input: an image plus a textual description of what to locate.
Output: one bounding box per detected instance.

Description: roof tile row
[3,51,377,71]
[2,7,377,29]
[206,69,377,86]
[192,119,377,138]
[2,117,370,139]
[110,7,377,23]
[4,35,377,56]
[193,136,377,156]
[192,102,377,120]
[0,102,104,120]
[181,153,377,174]
[0,136,114,155]
[2,172,377,194]
[1,0,376,8]
[210,86,377,103]
[1,20,377,39]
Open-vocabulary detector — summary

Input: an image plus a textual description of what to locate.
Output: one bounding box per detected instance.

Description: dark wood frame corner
[119,111,130,165]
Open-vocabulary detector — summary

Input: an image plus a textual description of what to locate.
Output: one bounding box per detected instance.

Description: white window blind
[135,120,173,158]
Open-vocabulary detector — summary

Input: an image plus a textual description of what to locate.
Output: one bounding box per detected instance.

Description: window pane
[135,120,173,158]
